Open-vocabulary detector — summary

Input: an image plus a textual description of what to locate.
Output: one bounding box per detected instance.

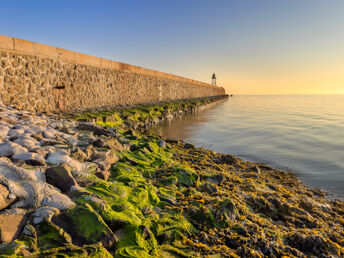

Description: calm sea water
[151,95,344,196]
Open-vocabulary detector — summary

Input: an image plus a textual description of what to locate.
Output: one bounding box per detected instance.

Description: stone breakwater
[0,98,344,257]
[0,35,225,113]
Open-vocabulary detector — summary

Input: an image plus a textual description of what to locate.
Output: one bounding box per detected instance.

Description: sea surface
[151,95,344,197]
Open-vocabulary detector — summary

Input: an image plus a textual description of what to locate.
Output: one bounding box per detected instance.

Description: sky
[1,0,344,95]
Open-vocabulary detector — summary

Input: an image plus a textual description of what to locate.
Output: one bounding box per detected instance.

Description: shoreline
[0,98,344,257]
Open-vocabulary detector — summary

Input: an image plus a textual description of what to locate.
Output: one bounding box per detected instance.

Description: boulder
[0,184,14,210]
[0,125,10,139]
[42,193,75,211]
[71,147,88,162]
[12,152,46,166]
[0,214,28,243]
[76,123,111,137]
[95,170,111,181]
[46,150,86,172]
[0,142,27,157]
[14,137,38,150]
[53,203,117,248]
[32,206,60,224]
[205,174,224,185]
[198,182,218,194]
[220,199,239,221]
[159,140,166,148]
[91,149,119,171]
[45,164,78,192]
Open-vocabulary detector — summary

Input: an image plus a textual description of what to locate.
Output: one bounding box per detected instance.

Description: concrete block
[32,42,58,58]
[0,35,14,50]
[75,53,101,67]
[101,58,112,69]
[57,48,76,61]
[14,38,33,53]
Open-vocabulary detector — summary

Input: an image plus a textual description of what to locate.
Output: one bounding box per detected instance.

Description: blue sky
[1,0,344,94]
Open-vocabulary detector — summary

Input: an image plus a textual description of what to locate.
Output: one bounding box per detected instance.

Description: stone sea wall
[0,35,225,113]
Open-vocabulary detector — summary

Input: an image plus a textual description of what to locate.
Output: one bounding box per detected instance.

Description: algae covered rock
[173,167,199,187]
[53,203,117,249]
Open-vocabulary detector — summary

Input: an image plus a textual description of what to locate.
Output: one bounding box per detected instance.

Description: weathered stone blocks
[0,36,225,113]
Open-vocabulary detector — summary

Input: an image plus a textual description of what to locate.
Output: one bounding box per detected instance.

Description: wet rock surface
[0,98,343,257]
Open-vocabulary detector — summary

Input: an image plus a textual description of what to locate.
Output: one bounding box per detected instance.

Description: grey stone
[0,142,27,157]
[0,184,14,211]
[32,206,60,224]
[45,164,78,192]
[42,193,75,211]
[12,152,46,166]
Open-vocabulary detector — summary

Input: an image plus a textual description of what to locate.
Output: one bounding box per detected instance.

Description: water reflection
[150,95,344,197]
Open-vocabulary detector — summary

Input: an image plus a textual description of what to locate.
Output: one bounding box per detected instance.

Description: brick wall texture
[0,35,225,113]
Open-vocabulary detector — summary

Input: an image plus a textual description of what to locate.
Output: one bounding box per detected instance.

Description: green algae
[36,221,72,251]
[115,224,158,258]
[0,241,25,257]
[56,203,116,247]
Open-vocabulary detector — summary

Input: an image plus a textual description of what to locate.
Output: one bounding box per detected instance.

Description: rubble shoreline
[0,97,344,257]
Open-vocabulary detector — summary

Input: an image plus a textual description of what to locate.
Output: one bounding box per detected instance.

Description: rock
[46,151,86,172]
[14,137,38,150]
[0,125,10,139]
[198,182,218,194]
[0,184,14,210]
[42,193,75,211]
[0,214,28,243]
[42,129,56,139]
[83,145,96,159]
[92,138,106,148]
[71,147,88,162]
[220,199,239,221]
[12,152,46,166]
[174,168,199,187]
[104,138,124,152]
[40,139,61,146]
[53,203,117,248]
[159,140,166,147]
[91,149,119,171]
[95,170,111,181]
[32,133,44,141]
[122,144,130,151]
[158,193,177,205]
[0,142,27,157]
[55,134,66,143]
[0,158,72,209]
[76,123,111,137]
[32,206,60,224]
[7,129,25,138]
[45,164,78,192]
[206,174,224,185]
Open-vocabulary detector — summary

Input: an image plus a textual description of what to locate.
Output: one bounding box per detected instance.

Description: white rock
[46,150,86,171]
[60,133,79,146]
[14,137,39,150]
[42,193,75,211]
[0,158,69,209]
[0,142,28,157]
[0,125,10,139]
[32,206,60,224]
[42,129,56,139]
[12,152,45,165]
[8,128,25,137]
